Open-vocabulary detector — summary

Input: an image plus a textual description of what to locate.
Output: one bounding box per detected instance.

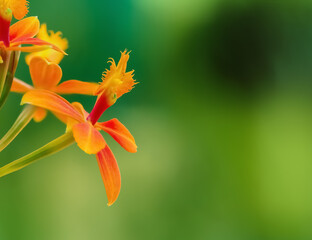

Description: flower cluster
[0,0,137,206]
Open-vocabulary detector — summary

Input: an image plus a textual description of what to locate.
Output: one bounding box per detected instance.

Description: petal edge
[21,89,84,122]
[97,118,137,153]
[96,145,121,206]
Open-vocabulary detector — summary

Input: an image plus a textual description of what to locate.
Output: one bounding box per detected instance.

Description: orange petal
[52,102,87,127]
[96,145,121,206]
[96,118,137,153]
[11,78,33,93]
[53,80,99,95]
[72,122,106,154]
[33,107,47,122]
[29,56,62,89]
[21,89,84,122]
[9,17,39,42]
[10,37,67,55]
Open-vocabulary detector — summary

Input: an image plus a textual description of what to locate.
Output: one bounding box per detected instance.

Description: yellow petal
[26,23,68,64]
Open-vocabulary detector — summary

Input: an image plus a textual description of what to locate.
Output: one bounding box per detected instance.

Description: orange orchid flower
[0,1,65,63]
[11,56,99,122]
[21,92,137,205]
[21,51,137,205]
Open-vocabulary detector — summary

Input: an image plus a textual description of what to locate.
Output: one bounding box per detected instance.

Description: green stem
[0,132,75,178]
[0,50,21,109]
[0,50,12,98]
[0,105,36,152]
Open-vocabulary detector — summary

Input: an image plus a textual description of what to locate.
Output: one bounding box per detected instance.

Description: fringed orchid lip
[88,51,137,124]
[25,23,68,65]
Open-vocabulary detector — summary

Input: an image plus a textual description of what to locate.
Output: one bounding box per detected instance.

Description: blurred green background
[1,0,312,239]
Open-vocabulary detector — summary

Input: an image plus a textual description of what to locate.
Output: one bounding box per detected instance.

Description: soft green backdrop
[1,0,312,239]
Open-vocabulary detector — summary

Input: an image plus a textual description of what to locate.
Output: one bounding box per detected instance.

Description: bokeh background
[1,0,312,239]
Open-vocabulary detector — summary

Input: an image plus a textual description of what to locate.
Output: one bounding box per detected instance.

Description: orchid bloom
[11,56,99,122]
[20,51,137,205]
[0,0,67,111]
[0,1,65,63]
[0,0,29,47]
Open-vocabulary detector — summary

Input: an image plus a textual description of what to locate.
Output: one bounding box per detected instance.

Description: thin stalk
[0,50,11,98]
[0,105,36,152]
[0,50,21,108]
[0,132,75,178]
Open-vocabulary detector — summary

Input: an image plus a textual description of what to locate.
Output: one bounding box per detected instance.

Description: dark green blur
[1,0,312,239]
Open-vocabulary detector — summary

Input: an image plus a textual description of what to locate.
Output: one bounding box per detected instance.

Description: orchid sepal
[96,145,121,206]
[96,119,137,153]
[21,89,84,122]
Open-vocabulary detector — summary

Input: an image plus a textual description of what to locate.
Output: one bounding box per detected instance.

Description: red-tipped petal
[9,17,39,42]
[96,118,137,153]
[11,78,33,93]
[96,145,121,206]
[29,56,62,89]
[10,37,67,54]
[53,80,99,95]
[72,122,106,154]
[52,102,88,127]
[21,89,84,122]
